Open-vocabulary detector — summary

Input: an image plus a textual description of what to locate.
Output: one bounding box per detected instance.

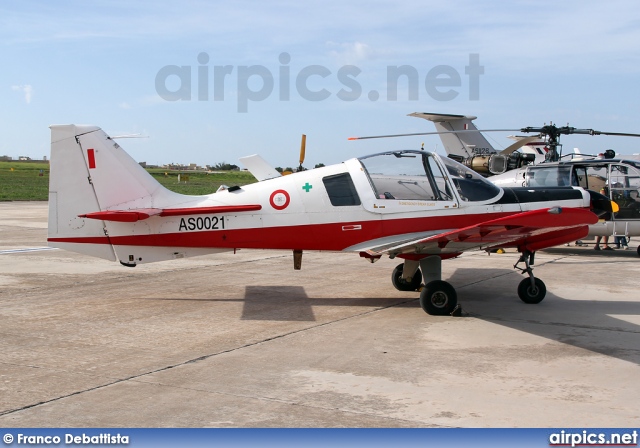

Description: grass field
[0,161,257,201]
[0,162,51,201]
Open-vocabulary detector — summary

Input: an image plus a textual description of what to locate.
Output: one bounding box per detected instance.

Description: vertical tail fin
[409,112,496,157]
[47,125,173,260]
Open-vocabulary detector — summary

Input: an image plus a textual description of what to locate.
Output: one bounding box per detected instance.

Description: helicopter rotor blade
[519,126,640,138]
[590,130,640,138]
[348,129,519,140]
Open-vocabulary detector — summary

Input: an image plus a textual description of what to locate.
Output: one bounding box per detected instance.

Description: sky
[2,0,640,168]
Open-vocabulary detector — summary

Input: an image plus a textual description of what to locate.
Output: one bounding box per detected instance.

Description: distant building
[139,161,147,168]
[5,156,49,163]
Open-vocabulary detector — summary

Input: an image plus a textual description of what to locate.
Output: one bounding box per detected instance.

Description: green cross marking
[302,182,313,192]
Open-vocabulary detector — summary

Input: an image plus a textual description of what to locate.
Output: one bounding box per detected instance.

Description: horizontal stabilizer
[409,112,496,158]
[408,112,477,122]
[80,204,262,222]
[79,209,161,222]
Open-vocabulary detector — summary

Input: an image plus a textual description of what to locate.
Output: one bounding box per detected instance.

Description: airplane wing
[79,204,262,222]
[369,207,598,258]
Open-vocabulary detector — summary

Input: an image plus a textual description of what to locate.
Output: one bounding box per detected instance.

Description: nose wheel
[517,277,546,304]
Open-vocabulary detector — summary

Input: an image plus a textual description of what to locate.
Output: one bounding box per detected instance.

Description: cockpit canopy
[358,150,502,203]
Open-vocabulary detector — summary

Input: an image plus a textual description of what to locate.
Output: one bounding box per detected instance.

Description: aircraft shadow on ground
[145,286,417,322]
[143,272,640,366]
[239,285,414,322]
[447,267,640,366]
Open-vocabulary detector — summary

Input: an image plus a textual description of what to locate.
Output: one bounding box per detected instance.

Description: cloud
[119,102,131,109]
[11,84,33,104]
[327,41,375,65]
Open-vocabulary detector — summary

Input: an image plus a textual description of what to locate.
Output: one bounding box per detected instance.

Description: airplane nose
[587,189,618,217]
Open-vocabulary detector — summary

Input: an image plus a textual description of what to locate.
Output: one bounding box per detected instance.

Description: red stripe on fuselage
[48,212,511,251]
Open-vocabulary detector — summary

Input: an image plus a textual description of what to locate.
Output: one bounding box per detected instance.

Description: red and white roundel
[269,189,290,210]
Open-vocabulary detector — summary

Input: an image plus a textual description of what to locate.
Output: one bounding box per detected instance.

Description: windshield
[438,154,502,201]
[358,150,501,202]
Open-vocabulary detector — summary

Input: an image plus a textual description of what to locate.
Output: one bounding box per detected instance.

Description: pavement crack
[0,297,415,417]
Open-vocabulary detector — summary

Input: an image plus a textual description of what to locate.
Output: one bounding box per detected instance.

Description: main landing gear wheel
[391,263,422,292]
[517,277,546,304]
[637,245,640,257]
[420,280,458,315]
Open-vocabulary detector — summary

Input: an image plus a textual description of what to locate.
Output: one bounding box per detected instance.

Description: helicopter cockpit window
[610,164,640,219]
[358,151,441,201]
[526,165,573,187]
[572,166,589,188]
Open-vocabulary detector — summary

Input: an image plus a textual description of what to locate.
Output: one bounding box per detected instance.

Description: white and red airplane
[48,125,605,315]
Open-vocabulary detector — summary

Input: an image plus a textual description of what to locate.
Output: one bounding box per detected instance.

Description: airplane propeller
[281,134,307,175]
[298,134,306,172]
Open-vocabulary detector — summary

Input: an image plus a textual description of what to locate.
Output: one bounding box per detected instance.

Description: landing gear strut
[391,262,422,292]
[390,250,548,315]
[513,250,546,304]
[393,256,458,315]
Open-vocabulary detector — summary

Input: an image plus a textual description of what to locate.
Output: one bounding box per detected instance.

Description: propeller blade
[299,134,306,165]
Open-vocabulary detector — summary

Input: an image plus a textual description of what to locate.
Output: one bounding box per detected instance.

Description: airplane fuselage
[49,150,592,265]
[46,125,601,313]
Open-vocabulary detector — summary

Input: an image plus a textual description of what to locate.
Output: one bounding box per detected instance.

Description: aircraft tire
[637,245,640,257]
[517,277,546,304]
[391,263,422,292]
[420,280,457,315]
